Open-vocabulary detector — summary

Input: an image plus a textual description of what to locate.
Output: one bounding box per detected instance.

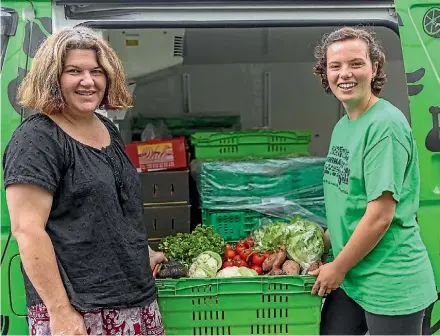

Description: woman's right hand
[49,305,87,335]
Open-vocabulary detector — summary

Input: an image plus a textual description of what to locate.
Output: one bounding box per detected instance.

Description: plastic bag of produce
[252,215,324,274]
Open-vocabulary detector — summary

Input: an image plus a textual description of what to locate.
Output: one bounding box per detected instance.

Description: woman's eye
[67,69,79,73]
[352,63,363,68]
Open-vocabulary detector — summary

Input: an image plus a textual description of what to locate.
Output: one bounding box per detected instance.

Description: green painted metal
[1,1,52,335]
[0,0,439,335]
[394,1,440,334]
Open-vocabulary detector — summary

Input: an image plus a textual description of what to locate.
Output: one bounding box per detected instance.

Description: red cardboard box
[125,137,187,172]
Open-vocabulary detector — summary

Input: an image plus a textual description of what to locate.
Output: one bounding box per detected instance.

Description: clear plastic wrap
[190,156,327,226]
[140,121,172,141]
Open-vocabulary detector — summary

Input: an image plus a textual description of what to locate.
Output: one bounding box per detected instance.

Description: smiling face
[59,49,107,116]
[326,39,378,107]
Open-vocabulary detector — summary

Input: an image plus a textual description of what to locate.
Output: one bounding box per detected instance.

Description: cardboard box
[143,204,191,239]
[139,169,190,205]
[125,137,187,172]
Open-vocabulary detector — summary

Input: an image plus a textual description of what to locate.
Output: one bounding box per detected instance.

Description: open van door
[394,0,440,334]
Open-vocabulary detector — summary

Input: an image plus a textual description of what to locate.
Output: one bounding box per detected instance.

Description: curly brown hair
[313,27,387,96]
[17,26,132,115]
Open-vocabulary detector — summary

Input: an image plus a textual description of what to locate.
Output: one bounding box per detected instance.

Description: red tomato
[245,237,254,248]
[233,255,242,262]
[250,264,263,275]
[225,244,233,250]
[222,260,234,268]
[234,259,247,267]
[239,248,254,261]
[251,253,266,266]
[224,249,236,260]
[263,251,273,259]
[235,243,246,255]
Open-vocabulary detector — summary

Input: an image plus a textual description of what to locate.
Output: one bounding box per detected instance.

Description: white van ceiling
[183,26,403,65]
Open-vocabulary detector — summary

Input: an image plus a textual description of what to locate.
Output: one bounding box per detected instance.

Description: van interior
[99,26,409,155]
[89,26,411,234]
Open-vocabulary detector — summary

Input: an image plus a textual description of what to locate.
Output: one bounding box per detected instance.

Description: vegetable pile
[155,217,324,279]
[158,224,225,267]
[253,216,325,273]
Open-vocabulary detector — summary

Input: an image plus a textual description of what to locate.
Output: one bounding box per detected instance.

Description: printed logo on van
[423,7,440,38]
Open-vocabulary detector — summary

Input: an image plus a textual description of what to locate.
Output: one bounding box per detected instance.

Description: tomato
[225,244,233,250]
[235,243,246,255]
[234,259,247,267]
[245,237,254,248]
[224,249,236,260]
[222,260,234,268]
[239,248,254,261]
[263,251,273,259]
[233,255,242,262]
[251,253,266,266]
[250,264,263,275]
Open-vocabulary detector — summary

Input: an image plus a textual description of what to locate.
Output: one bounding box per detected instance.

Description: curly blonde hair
[313,27,387,96]
[17,26,132,115]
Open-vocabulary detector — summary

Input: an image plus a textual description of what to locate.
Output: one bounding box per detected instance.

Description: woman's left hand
[149,249,168,271]
[308,262,346,296]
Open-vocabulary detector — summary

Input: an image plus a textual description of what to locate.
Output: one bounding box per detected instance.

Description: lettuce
[252,216,324,271]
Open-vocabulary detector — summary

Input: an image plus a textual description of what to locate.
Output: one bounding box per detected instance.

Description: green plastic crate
[202,209,285,241]
[156,275,322,335]
[190,130,312,160]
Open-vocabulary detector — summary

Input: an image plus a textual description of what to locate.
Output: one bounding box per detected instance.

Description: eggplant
[157,261,188,279]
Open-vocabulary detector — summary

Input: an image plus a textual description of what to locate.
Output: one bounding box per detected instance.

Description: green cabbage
[216,266,258,278]
[188,251,222,278]
[285,216,324,270]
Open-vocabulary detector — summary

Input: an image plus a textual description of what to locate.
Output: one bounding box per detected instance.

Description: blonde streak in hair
[41,32,67,113]
[100,43,131,109]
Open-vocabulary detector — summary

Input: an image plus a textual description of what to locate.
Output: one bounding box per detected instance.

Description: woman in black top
[3,27,166,335]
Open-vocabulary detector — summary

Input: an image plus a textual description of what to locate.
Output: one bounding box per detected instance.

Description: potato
[262,253,277,272]
[282,260,300,275]
[305,261,320,274]
[272,246,287,270]
[268,268,284,276]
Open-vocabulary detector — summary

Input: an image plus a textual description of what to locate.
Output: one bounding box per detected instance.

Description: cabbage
[216,266,258,278]
[285,216,324,270]
[188,251,222,278]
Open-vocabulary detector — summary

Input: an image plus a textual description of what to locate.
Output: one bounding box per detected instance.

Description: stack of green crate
[190,130,326,241]
[198,158,325,207]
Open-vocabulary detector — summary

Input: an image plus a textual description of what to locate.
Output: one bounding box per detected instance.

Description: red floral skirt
[28,300,165,335]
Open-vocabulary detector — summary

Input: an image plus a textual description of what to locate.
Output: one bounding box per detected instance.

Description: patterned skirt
[28,300,165,335]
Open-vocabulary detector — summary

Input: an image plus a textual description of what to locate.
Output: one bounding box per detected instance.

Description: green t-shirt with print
[323,98,437,315]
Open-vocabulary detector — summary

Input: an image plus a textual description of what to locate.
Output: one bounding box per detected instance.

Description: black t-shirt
[3,113,156,311]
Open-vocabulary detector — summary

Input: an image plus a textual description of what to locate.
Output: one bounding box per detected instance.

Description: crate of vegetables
[155,218,325,335]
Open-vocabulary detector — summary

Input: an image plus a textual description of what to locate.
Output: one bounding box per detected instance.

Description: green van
[1,0,439,334]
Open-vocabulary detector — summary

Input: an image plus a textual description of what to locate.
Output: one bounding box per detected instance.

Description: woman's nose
[80,71,94,86]
[339,66,352,79]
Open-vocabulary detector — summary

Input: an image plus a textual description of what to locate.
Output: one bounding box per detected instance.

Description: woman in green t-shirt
[309,27,437,335]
